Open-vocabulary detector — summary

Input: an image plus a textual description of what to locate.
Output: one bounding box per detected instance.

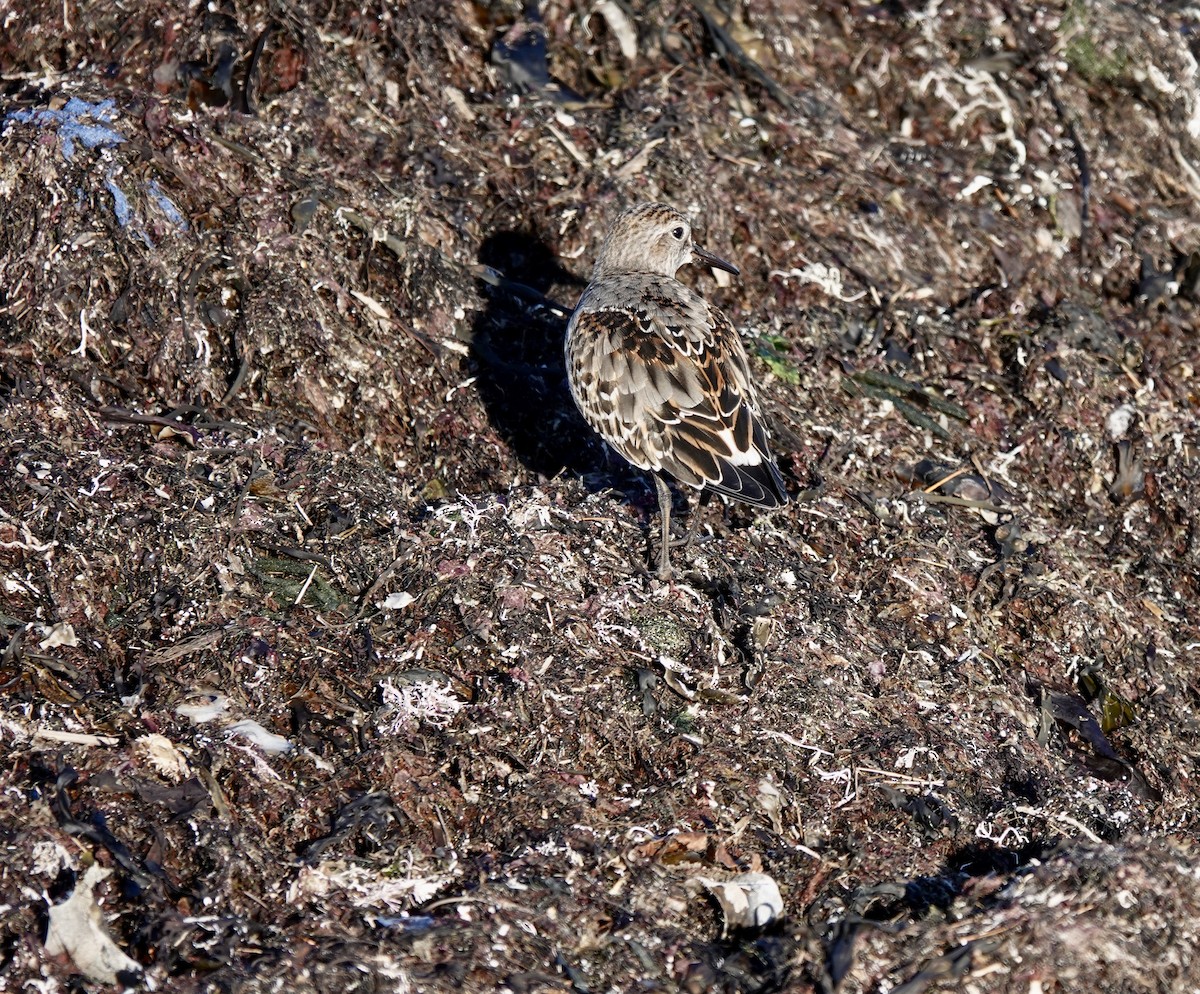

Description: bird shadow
[470,229,644,495]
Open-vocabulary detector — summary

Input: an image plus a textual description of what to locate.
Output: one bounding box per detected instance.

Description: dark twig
[261,545,332,569]
[220,332,251,408]
[240,23,275,115]
[1044,77,1091,267]
[96,406,201,442]
[689,0,795,111]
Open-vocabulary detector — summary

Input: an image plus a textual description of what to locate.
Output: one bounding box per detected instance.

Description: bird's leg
[652,474,673,580]
[671,489,712,550]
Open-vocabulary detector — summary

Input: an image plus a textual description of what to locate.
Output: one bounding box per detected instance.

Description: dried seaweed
[1,0,1199,991]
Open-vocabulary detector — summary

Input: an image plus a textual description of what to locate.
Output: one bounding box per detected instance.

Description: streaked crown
[592,202,698,279]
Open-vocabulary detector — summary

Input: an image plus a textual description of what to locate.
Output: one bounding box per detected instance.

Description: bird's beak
[692,243,740,277]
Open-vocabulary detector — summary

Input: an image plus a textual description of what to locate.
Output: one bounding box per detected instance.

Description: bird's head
[592,202,740,280]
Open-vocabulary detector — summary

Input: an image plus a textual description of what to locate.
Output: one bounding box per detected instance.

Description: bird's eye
[672,226,686,240]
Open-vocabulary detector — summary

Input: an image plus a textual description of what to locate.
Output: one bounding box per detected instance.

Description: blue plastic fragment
[63,97,117,120]
[105,175,133,228]
[3,97,125,160]
[369,914,437,932]
[147,180,189,230]
[105,174,154,247]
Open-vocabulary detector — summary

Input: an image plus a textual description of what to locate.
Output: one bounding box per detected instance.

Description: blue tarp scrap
[146,180,189,231]
[5,95,187,242]
[104,173,134,228]
[3,96,126,160]
[104,169,153,248]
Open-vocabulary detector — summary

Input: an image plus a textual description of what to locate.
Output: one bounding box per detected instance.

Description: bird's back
[566,272,787,508]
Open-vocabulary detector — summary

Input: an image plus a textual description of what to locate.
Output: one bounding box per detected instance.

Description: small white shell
[691,871,785,933]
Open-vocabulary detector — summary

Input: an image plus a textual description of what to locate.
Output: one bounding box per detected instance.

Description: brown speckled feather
[564,202,787,577]
[567,275,786,506]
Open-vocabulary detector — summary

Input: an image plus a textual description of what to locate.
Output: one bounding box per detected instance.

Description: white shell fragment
[133,733,192,781]
[1107,403,1136,440]
[691,871,784,934]
[38,621,78,650]
[596,0,638,60]
[225,719,293,755]
[176,691,231,724]
[757,779,785,834]
[44,864,142,984]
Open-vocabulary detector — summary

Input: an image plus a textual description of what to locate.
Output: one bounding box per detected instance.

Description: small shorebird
[565,202,788,579]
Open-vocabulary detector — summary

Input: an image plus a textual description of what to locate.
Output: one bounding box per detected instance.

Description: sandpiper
[565,201,788,579]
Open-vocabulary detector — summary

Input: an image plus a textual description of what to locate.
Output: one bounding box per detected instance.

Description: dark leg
[652,474,673,580]
[672,489,712,550]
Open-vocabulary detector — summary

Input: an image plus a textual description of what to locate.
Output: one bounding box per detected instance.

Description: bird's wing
[567,299,787,507]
